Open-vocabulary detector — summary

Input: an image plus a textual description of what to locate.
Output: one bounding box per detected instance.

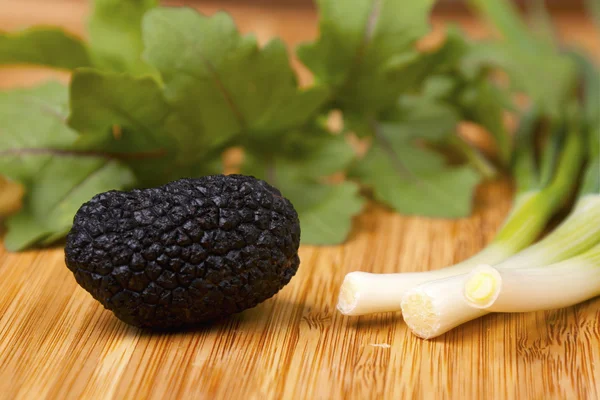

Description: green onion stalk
[463,241,600,312]
[401,55,600,338]
[462,53,600,315]
[399,123,597,338]
[337,112,583,317]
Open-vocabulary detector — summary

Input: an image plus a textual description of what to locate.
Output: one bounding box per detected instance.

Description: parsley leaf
[142,8,329,147]
[0,28,92,70]
[383,95,460,142]
[0,82,135,251]
[242,128,364,244]
[414,27,512,164]
[1,1,593,250]
[68,69,222,185]
[0,0,158,75]
[353,137,481,218]
[294,182,364,245]
[351,98,481,218]
[457,78,511,163]
[466,0,577,118]
[68,69,174,184]
[298,0,435,113]
[88,0,158,75]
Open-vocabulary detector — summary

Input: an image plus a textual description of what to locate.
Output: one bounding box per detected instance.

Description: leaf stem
[368,118,414,180]
[447,134,498,180]
[512,108,541,193]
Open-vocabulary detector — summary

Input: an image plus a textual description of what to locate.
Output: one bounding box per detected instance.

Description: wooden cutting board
[1,2,599,399]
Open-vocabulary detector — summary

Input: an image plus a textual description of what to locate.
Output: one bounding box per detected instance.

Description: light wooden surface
[1,2,600,399]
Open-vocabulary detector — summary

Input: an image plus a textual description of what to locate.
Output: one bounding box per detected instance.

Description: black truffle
[65,175,301,329]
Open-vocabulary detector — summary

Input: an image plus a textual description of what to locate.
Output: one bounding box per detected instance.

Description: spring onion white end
[336,261,501,316]
[338,113,585,318]
[401,274,488,339]
[337,271,443,315]
[464,244,600,312]
[462,265,501,309]
[400,121,593,338]
[336,190,553,316]
[401,192,600,338]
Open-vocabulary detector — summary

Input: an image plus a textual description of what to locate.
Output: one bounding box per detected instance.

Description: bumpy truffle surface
[65,175,301,329]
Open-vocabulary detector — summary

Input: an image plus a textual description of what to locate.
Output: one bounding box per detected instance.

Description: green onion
[336,189,551,316]
[462,52,600,314]
[337,114,583,317]
[401,190,600,338]
[400,51,599,339]
[463,242,600,312]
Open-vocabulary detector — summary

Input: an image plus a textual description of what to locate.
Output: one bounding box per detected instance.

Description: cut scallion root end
[337,273,361,315]
[400,274,488,339]
[336,271,444,316]
[400,289,439,339]
[336,271,406,316]
[463,265,502,309]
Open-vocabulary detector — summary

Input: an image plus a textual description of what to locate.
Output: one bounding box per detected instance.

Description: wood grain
[1,2,600,399]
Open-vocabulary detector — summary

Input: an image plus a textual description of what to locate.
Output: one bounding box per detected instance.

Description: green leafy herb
[0,83,135,251]
[88,0,158,74]
[143,8,329,147]
[0,0,158,75]
[397,26,513,164]
[295,182,364,245]
[350,107,481,218]
[298,0,435,113]
[68,69,177,185]
[466,0,577,118]
[0,28,92,70]
[458,80,511,162]
[0,0,597,250]
[242,127,363,244]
